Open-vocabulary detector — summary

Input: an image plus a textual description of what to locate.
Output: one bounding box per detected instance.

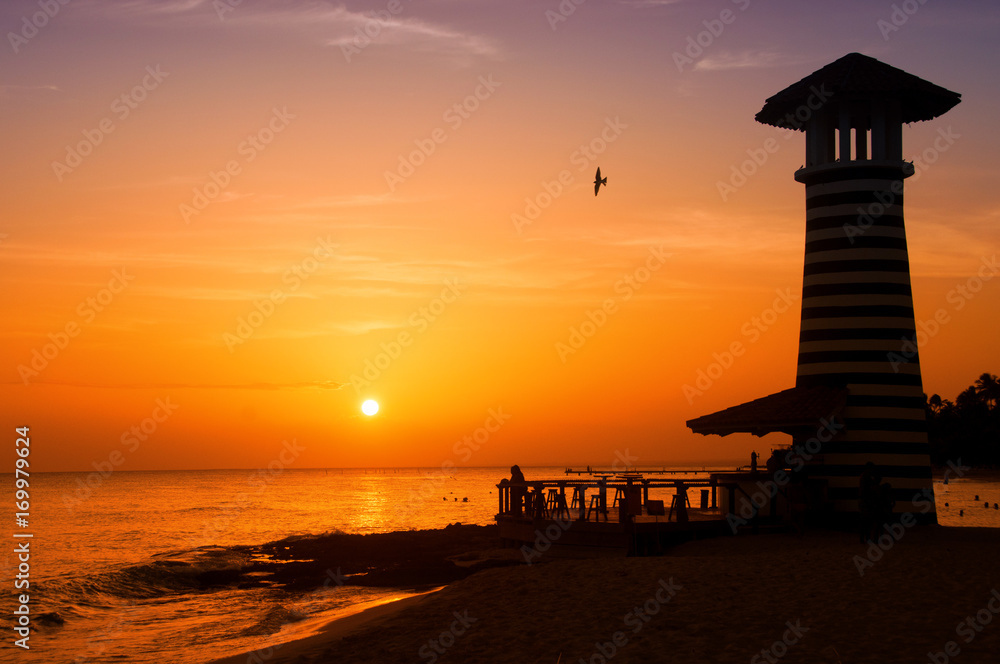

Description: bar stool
[545,489,560,511]
[586,495,607,522]
[531,490,549,519]
[551,492,570,518]
[611,487,625,508]
[570,486,585,510]
[668,492,691,521]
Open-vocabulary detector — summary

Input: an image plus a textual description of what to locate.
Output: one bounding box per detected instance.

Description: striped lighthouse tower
[756,53,961,522]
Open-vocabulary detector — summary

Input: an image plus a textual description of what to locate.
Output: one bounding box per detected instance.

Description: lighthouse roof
[756,52,961,129]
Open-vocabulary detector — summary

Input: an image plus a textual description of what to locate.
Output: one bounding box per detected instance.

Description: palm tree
[974,372,1000,410]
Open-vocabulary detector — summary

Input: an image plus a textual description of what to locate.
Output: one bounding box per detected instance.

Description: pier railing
[496,475,720,523]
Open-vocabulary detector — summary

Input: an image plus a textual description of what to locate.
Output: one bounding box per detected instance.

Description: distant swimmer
[594,167,607,196]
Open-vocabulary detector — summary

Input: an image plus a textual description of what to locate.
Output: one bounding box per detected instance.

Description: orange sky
[2,0,998,471]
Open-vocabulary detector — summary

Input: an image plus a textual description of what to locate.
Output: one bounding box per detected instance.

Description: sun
[361,399,379,416]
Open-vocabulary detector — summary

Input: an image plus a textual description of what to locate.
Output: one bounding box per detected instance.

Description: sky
[2,0,998,472]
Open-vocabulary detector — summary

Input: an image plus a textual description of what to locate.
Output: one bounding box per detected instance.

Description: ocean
[3,466,999,663]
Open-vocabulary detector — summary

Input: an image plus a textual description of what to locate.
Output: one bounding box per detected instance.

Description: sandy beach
[209,525,1000,664]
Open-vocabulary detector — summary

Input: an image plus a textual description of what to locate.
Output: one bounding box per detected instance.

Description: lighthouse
[688,53,961,524]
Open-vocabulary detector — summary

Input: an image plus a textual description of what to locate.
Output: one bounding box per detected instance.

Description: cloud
[0,84,60,98]
[617,0,685,6]
[322,9,499,60]
[695,51,801,71]
[2,378,344,390]
[292,193,398,209]
[74,0,499,60]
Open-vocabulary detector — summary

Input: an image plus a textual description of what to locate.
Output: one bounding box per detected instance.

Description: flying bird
[594,167,607,196]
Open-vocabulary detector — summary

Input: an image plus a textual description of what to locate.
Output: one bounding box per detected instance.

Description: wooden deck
[495,474,741,555]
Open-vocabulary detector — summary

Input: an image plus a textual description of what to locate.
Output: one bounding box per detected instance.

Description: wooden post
[838,99,852,161]
[620,478,632,522]
[497,480,508,515]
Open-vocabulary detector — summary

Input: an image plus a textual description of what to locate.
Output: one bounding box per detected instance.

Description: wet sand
[211,525,1000,664]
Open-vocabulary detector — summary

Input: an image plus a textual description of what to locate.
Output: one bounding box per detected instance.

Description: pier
[563,466,718,476]
[496,465,834,555]
[496,471,727,555]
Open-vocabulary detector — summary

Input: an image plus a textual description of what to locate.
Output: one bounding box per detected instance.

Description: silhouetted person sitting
[509,465,526,516]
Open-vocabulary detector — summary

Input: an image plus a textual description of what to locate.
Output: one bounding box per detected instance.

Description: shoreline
[208,524,1000,663]
[201,523,520,664]
[205,590,442,664]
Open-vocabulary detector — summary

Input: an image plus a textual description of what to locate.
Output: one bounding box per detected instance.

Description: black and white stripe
[794,162,935,520]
